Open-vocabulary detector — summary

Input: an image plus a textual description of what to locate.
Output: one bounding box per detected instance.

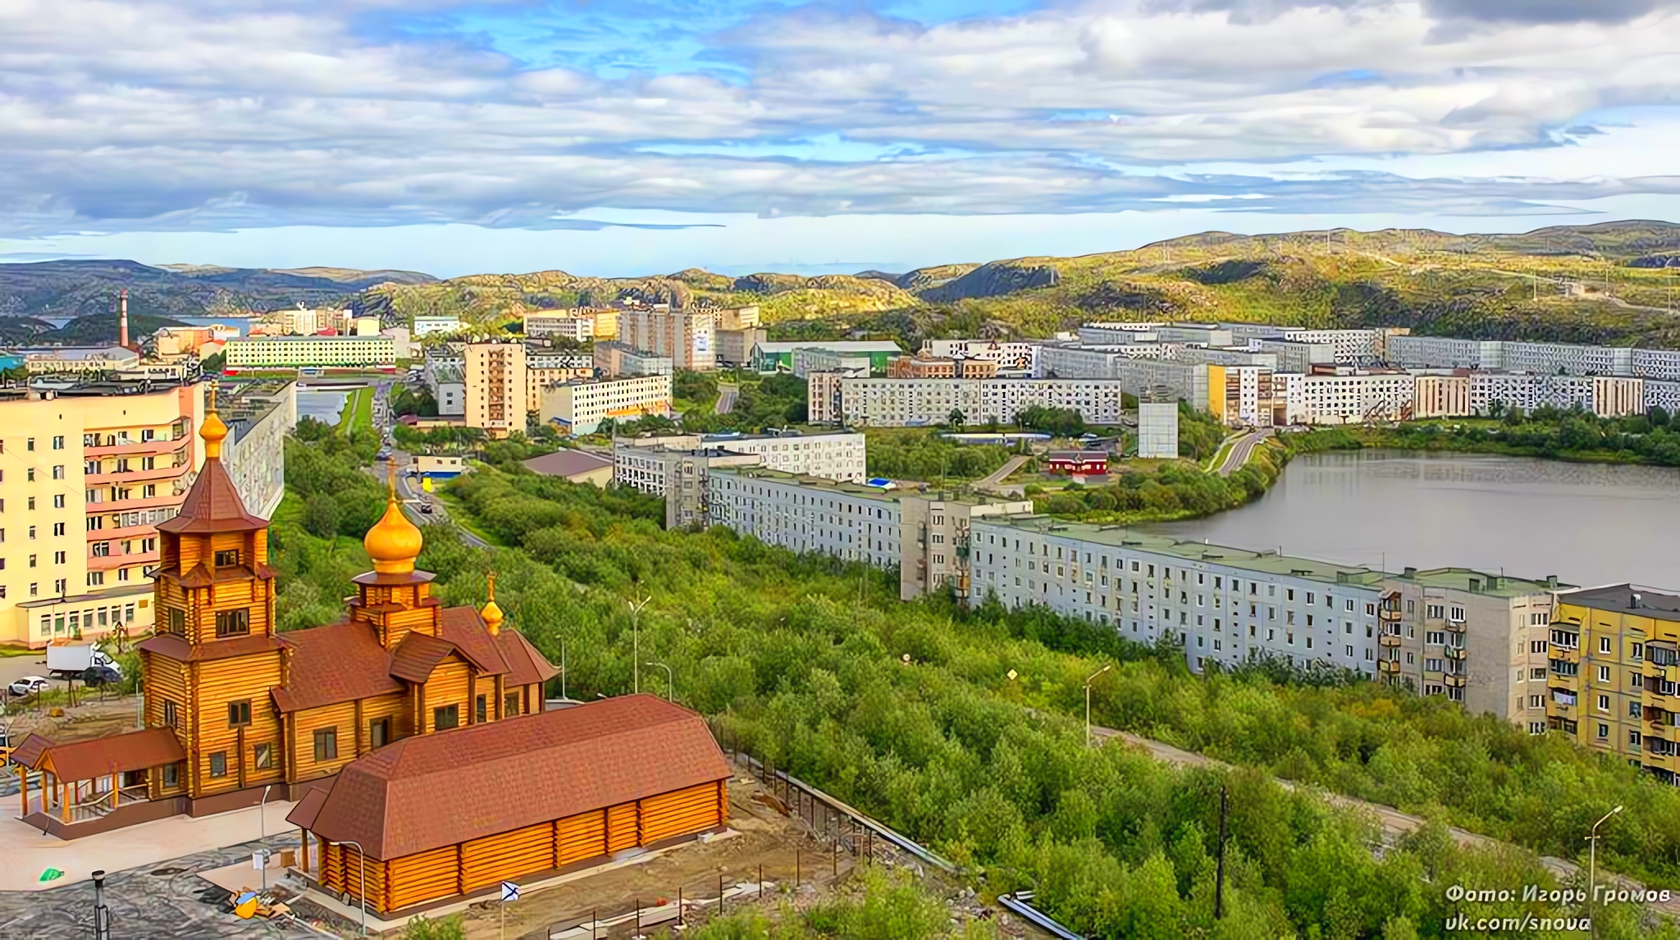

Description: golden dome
[201,384,229,460]
[364,466,423,574]
[481,572,504,636]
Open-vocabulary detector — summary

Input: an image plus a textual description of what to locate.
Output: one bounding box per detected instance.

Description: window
[52,494,64,509]
[162,762,179,787]
[1601,636,1613,654]
[51,435,63,450]
[505,693,519,717]
[214,549,240,567]
[51,465,64,480]
[475,695,487,724]
[1530,639,1547,654]
[433,704,460,730]
[1597,694,1609,713]
[254,743,274,770]
[228,700,252,727]
[209,752,228,778]
[165,607,186,636]
[1597,665,1610,683]
[215,609,250,638]
[163,700,179,728]
[1529,695,1543,709]
[313,728,338,761]
[1630,730,1643,748]
[1597,723,1609,740]
[370,718,390,749]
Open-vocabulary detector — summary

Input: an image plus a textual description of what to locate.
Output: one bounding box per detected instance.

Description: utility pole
[627,595,650,695]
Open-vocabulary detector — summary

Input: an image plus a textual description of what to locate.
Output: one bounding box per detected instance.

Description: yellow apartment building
[1545,585,1680,785]
[0,381,209,647]
[463,342,525,438]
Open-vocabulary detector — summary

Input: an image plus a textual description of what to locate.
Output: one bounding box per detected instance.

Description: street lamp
[340,837,369,937]
[646,662,673,702]
[558,637,567,702]
[256,784,275,891]
[1587,804,1623,906]
[1084,664,1111,748]
[627,595,651,695]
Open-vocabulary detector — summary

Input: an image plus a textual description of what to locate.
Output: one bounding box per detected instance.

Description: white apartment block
[1467,373,1646,418]
[1206,365,1278,428]
[1279,370,1415,425]
[614,431,867,495]
[524,317,594,342]
[411,316,462,337]
[1114,358,1210,410]
[224,335,395,370]
[1282,328,1402,363]
[1253,339,1335,374]
[968,518,1388,677]
[1390,336,1680,383]
[1646,379,1680,415]
[1040,345,1146,380]
[1631,348,1680,381]
[1502,341,1632,377]
[1137,402,1179,459]
[620,308,716,371]
[526,353,594,411]
[837,377,1127,427]
[539,374,672,435]
[919,340,1040,375]
[464,342,525,438]
[1388,336,1506,370]
[706,470,903,570]
[593,341,674,378]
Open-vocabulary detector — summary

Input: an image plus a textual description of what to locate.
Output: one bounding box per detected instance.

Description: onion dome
[481,572,504,636]
[364,465,424,575]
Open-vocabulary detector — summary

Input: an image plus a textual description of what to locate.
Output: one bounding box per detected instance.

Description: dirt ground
[459,772,860,940]
[5,690,142,743]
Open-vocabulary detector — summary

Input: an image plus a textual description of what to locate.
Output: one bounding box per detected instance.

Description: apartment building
[886,354,998,379]
[223,335,395,370]
[1137,403,1179,459]
[712,305,765,367]
[1253,338,1335,374]
[1278,369,1416,425]
[526,353,594,411]
[620,307,716,371]
[421,355,465,416]
[411,316,462,337]
[968,517,1388,676]
[837,377,1127,427]
[1040,343,1172,381]
[463,342,525,438]
[1114,358,1211,410]
[0,380,210,647]
[1646,379,1680,415]
[592,341,674,378]
[1412,373,1471,418]
[1389,336,1680,383]
[217,380,297,518]
[1545,585,1680,784]
[538,374,671,435]
[751,341,901,374]
[920,339,1040,375]
[1377,568,1562,724]
[1206,364,1280,428]
[1282,328,1405,363]
[614,431,867,495]
[1388,336,1506,371]
[1075,322,1164,344]
[1078,323,1233,347]
[523,309,618,342]
[17,347,142,375]
[660,450,764,529]
[1467,372,1646,418]
[1503,341,1633,377]
[1632,348,1680,382]
[898,492,1034,600]
[806,369,867,425]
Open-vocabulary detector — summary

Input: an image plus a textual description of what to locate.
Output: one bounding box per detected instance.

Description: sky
[2,0,1679,277]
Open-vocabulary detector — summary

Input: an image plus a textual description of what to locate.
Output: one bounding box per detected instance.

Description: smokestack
[119,289,129,349]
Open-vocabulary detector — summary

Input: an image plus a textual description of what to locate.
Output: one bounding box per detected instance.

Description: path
[1212,430,1267,476]
[715,384,739,415]
[974,454,1032,495]
[1093,726,1680,917]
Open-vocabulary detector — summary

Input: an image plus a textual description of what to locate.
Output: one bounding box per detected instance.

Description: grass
[337,387,374,434]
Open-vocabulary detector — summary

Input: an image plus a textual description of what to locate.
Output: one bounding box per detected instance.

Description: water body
[296,389,350,424]
[176,315,258,336]
[1151,450,1680,590]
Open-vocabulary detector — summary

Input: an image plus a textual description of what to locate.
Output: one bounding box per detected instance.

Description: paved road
[974,454,1033,495]
[1093,726,1680,917]
[715,384,739,415]
[1212,430,1267,476]
[387,451,489,550]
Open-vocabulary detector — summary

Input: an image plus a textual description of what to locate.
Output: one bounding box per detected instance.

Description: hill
[0,259,437,320]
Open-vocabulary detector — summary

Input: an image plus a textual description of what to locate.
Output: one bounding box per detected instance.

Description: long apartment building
[0,380,208,647]
[215,381,297,519]
[464,341,524,438]
[1390,335,1680,382]
[1545,585,1680,785]
[224,335,395,370]
[1277,368,1417,425]
[593,341,673,378]
[619,307,716,371]
[704,468,1030,600]
[836,377,1127,427]
[526,353,594,411]
[966,516,1562,723]
[920,339,1040,375]
[538,374,671,435]
[613,431,867,495]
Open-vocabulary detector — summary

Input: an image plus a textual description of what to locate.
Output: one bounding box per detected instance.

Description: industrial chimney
[119,289,130,349]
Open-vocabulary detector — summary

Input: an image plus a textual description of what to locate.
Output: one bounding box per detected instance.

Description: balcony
[87,492,187,515]
[1379,633,1402,648]
[1551,645,1580,665]
[1444,644,1467,661]
[1379,608,1402,622]
[88,550,158,572]
[1444,619,1466,634]
[83,436,189,458]
[1642,660,1680,684]
[1551,672,1581,693]
[1443,673,1466,688]
[1378,659,1400,674]
[85,463,189,487]
[1644,750,1678,774]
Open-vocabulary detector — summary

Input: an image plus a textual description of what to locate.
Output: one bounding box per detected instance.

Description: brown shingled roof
[289,694,729,860]
[10,733,52,770]
[272,621,402,713]
[388,632,458,684]
[158,458,267,534]
[496,629,559,688]
[140,633,286,663]
[438,606,511,677]
[28,728,185,782]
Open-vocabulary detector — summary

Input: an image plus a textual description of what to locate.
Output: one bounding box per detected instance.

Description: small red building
[1045,451,1108,475]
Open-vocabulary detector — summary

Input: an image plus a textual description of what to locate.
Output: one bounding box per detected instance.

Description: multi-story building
[1206,365,1280,428]
[1114,358,1211,410]
[0,379,210,648]
[1545,585,1680,784]
[224,335,396,370]
[1388,336,1506,371]
[422,360,465,416]
[17,347,142,375]
[463,342,525,438]
[620,307,716,371]
[711,306,765,368]
[837,377,1127,427]
[751,341,902,374]
[260,306,351,336]
[1632,348,1680,382]
[539,375,672,435]
[660,450,764,529]
[593,341,674,378]
[1137,402,1179,458]
[1646,379,1680,415]
[793,349,873,379]
[1502,341,1633,377]
[920,340,1039,375]
[897,492,1034,601]
[1390,336,1680,383]
[1377,568,1563,724]
[1278,368,1415,425]
[886,354,998,380]
[1250,339,1335,374]
[410,316,462,338]
[217,381,297,519]
[1282,328,1405,363]
[806,369,865,424]
[525,353,594,411]
[1412,373,1472,418]
[1466,372,1646,418]
[522,309,618,342]
[614,431,867,496]
[1040,344,1149,380]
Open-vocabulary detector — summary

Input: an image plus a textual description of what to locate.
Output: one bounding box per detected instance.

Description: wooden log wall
[422,659,470,733]
[193,651,285,794]
[141,651,191,800]
[640,782,725,844]
[322,840,391,909]
[460,821,552,893]
[291,701,357,781]
[606,801,639,854]
[553,809,607,866]
[385,845,458,911]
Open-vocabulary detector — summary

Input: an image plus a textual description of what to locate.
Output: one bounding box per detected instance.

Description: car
[418,503,434,515]
[377,449,392,461]
[7,676,51,697]
[83,665,122,687]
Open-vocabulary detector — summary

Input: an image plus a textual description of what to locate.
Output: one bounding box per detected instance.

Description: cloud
[0,0,1677,237]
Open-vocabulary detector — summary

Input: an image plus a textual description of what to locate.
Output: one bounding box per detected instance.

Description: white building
[218,381,297,518]
[1137,402,1180,458]
[919,339,1040,375]
[1645,379,1680,415]
[1387,336,1506,370]
[837,377,1127,427]
[224,335,396,370]
[1467,372,1645,418]
[411,316,462,338]
[1282,328,1402,364]
[614,431,867,495]
[1279,369,1415,425]
[1632,348,1680,382]
[538,374,672,435]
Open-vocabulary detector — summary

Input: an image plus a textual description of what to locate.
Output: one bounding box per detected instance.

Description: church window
[215,608,250,638]
[433,704,459,731]
[254,743,274,769]
[209,752,227,778]
[227,700,251,727]
[313,728,338,761]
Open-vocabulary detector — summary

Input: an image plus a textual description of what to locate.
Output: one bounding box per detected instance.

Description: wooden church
[16,390,731,888]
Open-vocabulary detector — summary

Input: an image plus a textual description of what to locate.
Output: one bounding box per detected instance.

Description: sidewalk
[0,798,297,891]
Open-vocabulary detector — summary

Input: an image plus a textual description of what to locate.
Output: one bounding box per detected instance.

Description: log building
[15,391,558,835]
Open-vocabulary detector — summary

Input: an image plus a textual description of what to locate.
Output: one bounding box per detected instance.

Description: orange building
[14,396,558,836]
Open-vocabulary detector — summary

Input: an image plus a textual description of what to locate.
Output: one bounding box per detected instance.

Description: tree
[302,492,343,539]
[947,408,966,429]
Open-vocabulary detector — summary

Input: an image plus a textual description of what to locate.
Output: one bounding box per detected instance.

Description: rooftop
[1394,567,1568,597]
[1557,584,1680,622]
[754,340,903,354]
[522,449,613,478]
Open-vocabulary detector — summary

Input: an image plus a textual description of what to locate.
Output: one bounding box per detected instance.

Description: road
[1212,430,1267,476]
[715,384,739,415]
[367,380,489,549]
[973,454,1033,496]
[1093,726,1680,917]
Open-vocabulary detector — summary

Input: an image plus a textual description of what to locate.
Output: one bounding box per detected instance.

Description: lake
[1151,450,1680,590]
[296,389,350,424]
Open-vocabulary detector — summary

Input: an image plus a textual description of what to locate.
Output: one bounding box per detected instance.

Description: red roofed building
[1045,451,1108,475]
[14,388,563,837]
[288,695,730,914]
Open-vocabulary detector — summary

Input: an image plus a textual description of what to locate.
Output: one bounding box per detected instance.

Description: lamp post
[340,838,369,937]
[559,637,567,702]
[628,595,651,695]
[92,869,111,940]
[1587,805,1623,911]
[1084,664,1111,748]
[646,662,673,702]
[256,784,275,890]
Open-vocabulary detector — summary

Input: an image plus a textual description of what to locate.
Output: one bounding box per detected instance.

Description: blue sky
[2,0,1679,277]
